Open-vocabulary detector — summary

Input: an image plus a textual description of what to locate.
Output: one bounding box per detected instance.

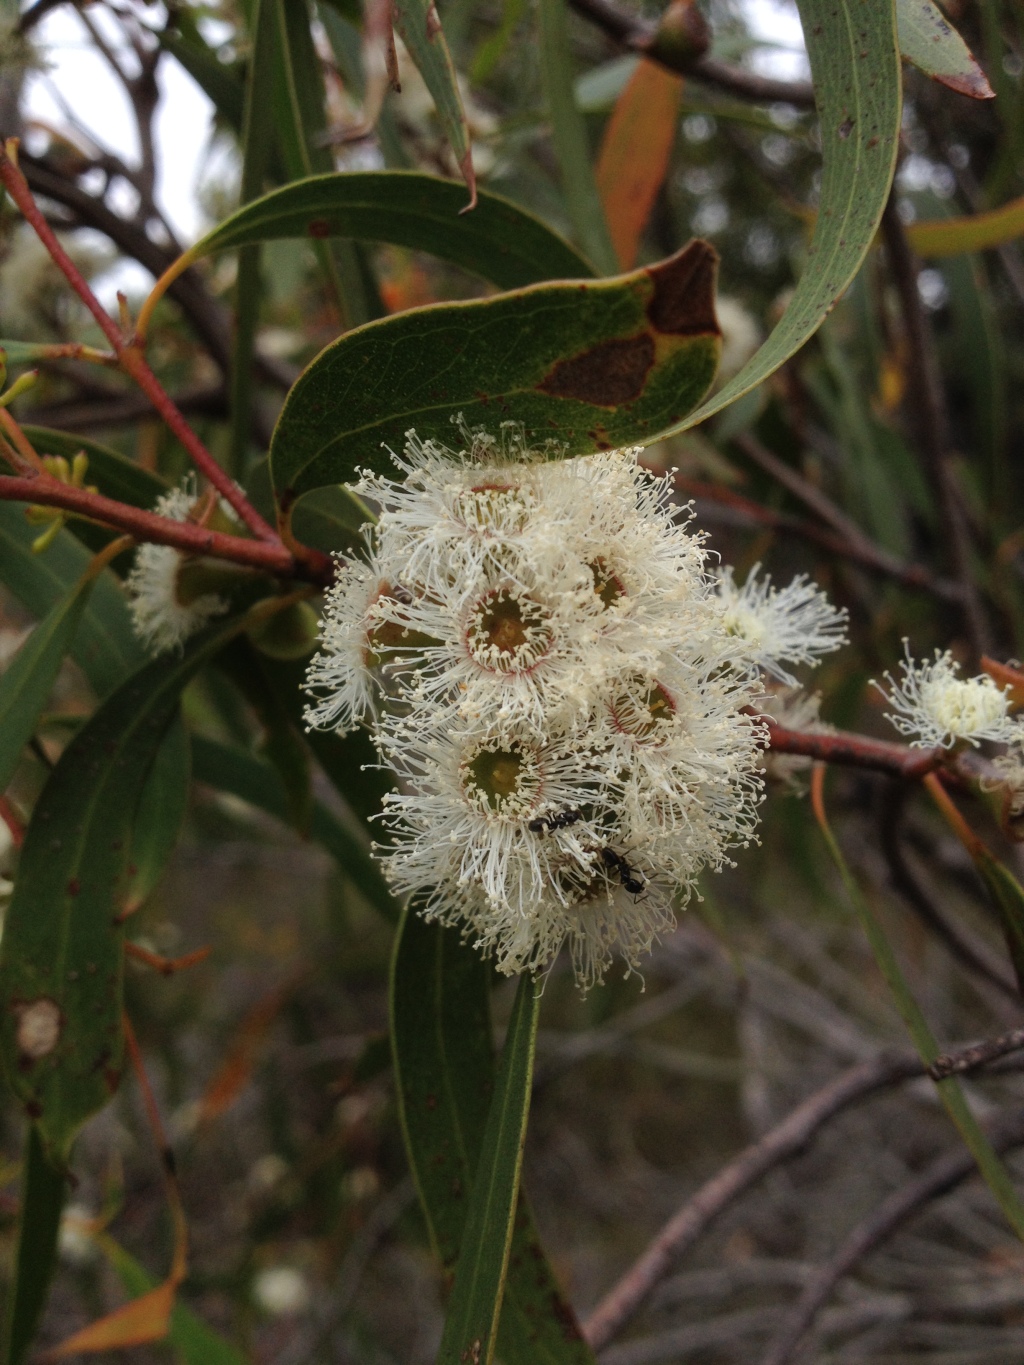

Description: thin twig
[763,721,942,780]
[930,1030,1024,1080]
[879,195,992,656]
[0,143,278,543]
[757,1107,1024,1365]
[581,1051,923,1350]
[565,0,815,106]
[583,1036,1024,1351]
[0,473,331,583]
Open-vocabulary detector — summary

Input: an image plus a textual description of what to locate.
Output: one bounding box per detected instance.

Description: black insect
[528,809,583,834]
[598,846,647,897]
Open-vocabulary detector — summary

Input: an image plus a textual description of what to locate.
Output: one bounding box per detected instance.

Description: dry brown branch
[758,1107,1024,1365]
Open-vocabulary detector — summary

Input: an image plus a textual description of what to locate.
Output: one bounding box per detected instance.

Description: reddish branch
[0,144,278,546]
[0,473,332,584]
[763,720,943,779]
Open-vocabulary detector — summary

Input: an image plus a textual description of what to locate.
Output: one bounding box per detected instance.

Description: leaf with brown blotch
[270,239,720,500]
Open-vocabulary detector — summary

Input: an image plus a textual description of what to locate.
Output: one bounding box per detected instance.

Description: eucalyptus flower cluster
[303,426,846,987]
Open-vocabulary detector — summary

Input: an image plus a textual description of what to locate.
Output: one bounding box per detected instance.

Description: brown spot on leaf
[67,877,80,897]
[307,218,331,239]
[645,240,719,336]
[838,116,853,139]
[538,334,654,406]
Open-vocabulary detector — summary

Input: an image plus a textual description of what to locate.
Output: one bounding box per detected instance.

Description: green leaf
[158,25,245,132]
[271,0,376,329]
[155,172,593,293]
[436,970,540,1365]
[229,0,278,476]
[124,714,191,912]
[391,911,593,1363]
[190,735,398,923]
[0,576,94,795]
[270,240,719,497]
[679,0,903,431]
[537,0,618,275]
[0,613,252,1162]
[216,640,312,833]
[102,1237,249,1365]
[0,503,145,698]
[4,1126,65,1365]
[896,0,994,98]
[392,0,476,204]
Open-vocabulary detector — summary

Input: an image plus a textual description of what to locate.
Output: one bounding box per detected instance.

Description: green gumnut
[248,599,320,660]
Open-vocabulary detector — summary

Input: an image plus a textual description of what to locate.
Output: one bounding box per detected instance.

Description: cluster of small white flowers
[305,425,848,988]
[876,644,1020,749]
[126,481,230,655]
[712,563,848,685]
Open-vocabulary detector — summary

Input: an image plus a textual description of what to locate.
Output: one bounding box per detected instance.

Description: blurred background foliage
[2,0,1024,1360]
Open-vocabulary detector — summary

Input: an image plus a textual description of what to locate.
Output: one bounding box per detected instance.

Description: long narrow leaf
[0,577,94,794]
[681,0,902,429]
[391,911,592,1362]
[0,611,263,1163]
[0,503,144,698]
[436,970,541,1365]
[392,0,476,204]
[538,0,618,275]
[4,1126,65,1365]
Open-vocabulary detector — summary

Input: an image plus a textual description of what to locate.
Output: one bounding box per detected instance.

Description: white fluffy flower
[877,645,1019,749]
[126,483,230,655]
[304,549,427,735]
[307,426,769,987]
[713,563,847,684]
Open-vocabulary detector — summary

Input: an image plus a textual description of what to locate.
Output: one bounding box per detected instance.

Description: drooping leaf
[906,194,1024,258]
[436,970,541,1365]
[270,240,720,498]
[100,1236,249,1365]
[4,1126,65,1365]
[0,576,94,794]
[679,0,903,430]
[896,0,994,98]
[124,713,191,913]
[391,910,593,1363]
[0,613,251,1163]
[229,0,278,476]
[596,58,684,271]
[216,640,312,833]
[140,172,593,302]
[190,736,397,922]
[392,0,477,205]
[538,0,618,274]
[0,502,144,698]
[158,23,245,132]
